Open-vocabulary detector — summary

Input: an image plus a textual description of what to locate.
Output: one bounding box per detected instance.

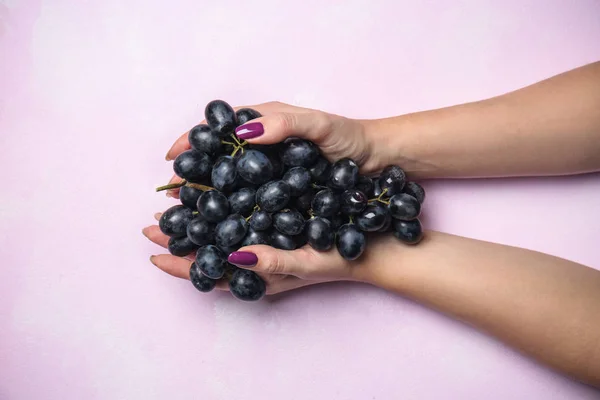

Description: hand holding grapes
[146,99,426,300]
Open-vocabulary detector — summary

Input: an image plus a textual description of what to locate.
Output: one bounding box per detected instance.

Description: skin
[144,61,600,387]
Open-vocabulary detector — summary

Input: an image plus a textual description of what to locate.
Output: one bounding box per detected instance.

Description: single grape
[168,236,199,257]
[173,150,212,183]
[240,228,269,246]
[372,179,383,198]
[308,156,331,183]
[392,218,423,244]
[195,245,227,279]
[389,193,421,221]
[281,138,319,167]
[186,217,215,246]
[336,224,366,260]
[267,153,285,179]
[356,176,374,197]
[188,124,222,156]
[256,180,291,212]
[197,190,229,223]
[356,203,389,232]
[403,181,426,204]
[340,189,367,215]
[329,213,349,230]
[159,205,194,237]
[228,187,256,216]
[269,230,297,250]
[378,212,392,233]
[205,100,237,138]
[378,165,406,196]
[282,166,311,196]
[248,210,272,231]
[273,209,305,236]
[292,188,313,212]
[305,217,334,251]
[311,189,340,217]
[229,269,266,301]
[236,149,274,185]
[236,108,262,125]
[211,155,238,193]
[329,158,359,190]
[179,185,203,210]
[189,262,217,293]
[215,214,248,248]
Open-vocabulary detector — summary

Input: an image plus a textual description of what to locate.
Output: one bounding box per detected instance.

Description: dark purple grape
[336,224,366,260]
[273,209,305,236]
[215,214,248,248]
[195,245,227,279]
[240,228,269,246]
[377,212,392,233]
[267,153,285,179]
[256,180,291,212]
[356,203,389,232]
[236,149,273,185]
[329,213,348,230]
[308,156,331,183]
[205,100,237,138]
[248,210,272,231]
[188,124,222,156]
[389,193,421,221]
[403,181,426,204]
[168,236,199,257]
[372,179,383,198]
[392,219,423,244]
[159,205,194,237]
[173,150,212,183]
[197,191,229,223]
[186,217,215,246]
[212,156,238,193]
[229,269,266,301]
[294,188,315,213]
[305,217,334,251]
[236,108,262,125]
[282,167,311,196]
[269,230,297,250]
[179,185,203,210]
[378,165,406,196]
[329,158,359,191]
[190,262,217,293]
[281,138,319,167]
[340,189,367,215]
[356,176,374,197]
[228,187,256,216]
[311,189,340,217]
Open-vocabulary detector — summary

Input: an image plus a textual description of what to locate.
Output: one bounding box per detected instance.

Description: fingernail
[153,213,162,221]
[142,227,150,237]
[235,122,264,140]
[150,255,157,265]
[165,151,173,161]
[228,251,258,267]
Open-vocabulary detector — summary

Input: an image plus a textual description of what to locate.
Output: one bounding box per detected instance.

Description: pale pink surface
[1,0,600,399]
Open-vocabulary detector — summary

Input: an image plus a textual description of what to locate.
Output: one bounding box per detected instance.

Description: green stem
[156,180,187,192]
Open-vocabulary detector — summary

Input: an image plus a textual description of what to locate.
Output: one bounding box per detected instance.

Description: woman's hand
[163,101,402,198]
[143,213,388,295]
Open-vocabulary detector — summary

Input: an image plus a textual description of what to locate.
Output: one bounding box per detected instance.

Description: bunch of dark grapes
[156,100,426,302]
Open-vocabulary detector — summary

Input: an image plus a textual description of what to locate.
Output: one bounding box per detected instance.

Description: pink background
[1,1,600,399]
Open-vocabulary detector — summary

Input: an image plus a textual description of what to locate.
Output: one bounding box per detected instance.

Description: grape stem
[368,188,390,204]
[155,180,215,192]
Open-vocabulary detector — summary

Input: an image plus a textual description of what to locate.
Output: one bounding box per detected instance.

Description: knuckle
[276,112,298,134]
[262,252,284,274]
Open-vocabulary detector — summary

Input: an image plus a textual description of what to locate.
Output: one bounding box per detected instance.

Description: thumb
[227,245,307,276]
[234,111,330,145]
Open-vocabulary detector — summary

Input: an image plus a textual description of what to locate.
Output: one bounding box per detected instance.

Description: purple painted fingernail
[228,251,258,266]
[235,122,264,140]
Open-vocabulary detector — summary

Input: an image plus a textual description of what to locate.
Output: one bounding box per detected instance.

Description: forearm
[374,61,600,178]
[356,232,600,387]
